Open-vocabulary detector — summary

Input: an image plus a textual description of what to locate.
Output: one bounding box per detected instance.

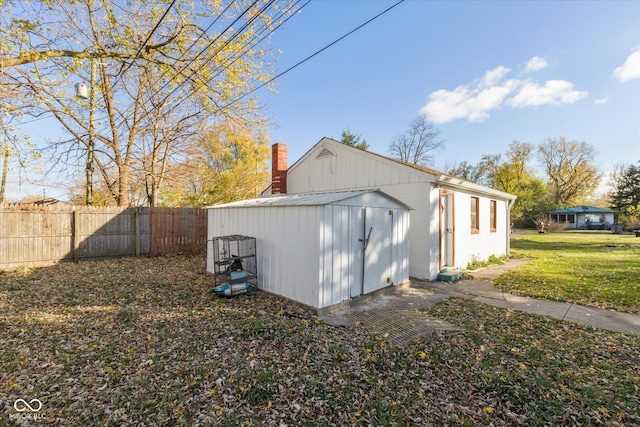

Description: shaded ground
[1,255,639,426]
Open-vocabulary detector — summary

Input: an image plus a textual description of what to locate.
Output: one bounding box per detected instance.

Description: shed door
[358,207,393,296]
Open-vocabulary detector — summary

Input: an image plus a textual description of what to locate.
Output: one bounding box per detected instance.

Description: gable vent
[316,147,336,159]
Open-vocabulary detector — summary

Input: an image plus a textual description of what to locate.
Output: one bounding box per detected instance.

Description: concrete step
[438,269,463,282]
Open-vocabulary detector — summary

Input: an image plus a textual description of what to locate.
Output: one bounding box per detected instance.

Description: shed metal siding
[207,191,410,309]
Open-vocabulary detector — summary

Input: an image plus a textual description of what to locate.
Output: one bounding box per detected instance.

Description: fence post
[73,209,80,262]
[134,208,140,257]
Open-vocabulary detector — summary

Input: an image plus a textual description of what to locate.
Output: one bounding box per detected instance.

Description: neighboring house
[548,205,617,230]
[264,137,517,281]
[10,197,73,207]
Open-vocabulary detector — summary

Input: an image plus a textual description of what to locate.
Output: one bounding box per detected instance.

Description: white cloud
[420,80,516,124]
[594,96,609,105]
[508,80,588,108]
[479,66,511,87]
[421,63,588,124]
[612,48,640,82]
[524,56,549,73]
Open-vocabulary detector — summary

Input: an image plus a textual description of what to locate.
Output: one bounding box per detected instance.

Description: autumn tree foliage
[476,141,547,227]
[159,121,271,207]
[537,137,601,207]
[448,137,601,227]
[0,0,301,206]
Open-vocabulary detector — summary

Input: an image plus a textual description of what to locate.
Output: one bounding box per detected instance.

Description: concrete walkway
[323,258,640,335]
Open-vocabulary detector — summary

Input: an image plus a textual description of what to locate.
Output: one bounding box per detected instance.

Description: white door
[440,192,454,268]
[361,208,393,295]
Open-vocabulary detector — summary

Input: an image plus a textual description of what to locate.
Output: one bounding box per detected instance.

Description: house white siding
[453,193,511,268]
[287,144,431,194]
[207,190,411,310]
[276,138,516,280]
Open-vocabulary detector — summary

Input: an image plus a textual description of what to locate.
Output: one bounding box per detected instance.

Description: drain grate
[351,308,463,346]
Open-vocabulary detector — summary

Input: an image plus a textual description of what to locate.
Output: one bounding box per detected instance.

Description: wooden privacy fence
[0,205,207,269]
[150,207,207,255]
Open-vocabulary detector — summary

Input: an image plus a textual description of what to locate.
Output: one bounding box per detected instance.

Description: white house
[265,138,517,281]
[548,205,617,230]
[207,189,411,311]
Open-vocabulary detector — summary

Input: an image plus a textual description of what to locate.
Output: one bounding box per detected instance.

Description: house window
[568,214,575,224]
[490,200,497,232]
[559,214,566,222]
[471,197,479,234]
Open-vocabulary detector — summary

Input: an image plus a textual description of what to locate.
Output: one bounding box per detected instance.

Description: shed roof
[207,189,413,210]
[549,205,617,214]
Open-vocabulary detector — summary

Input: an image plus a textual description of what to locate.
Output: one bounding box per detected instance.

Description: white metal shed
[206,189,412,311]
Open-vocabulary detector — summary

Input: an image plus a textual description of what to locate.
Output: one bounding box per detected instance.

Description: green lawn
[1,255,639,426]
[500,231,640,313]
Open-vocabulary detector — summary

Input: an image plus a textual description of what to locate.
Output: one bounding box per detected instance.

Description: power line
[220,0,406,111]
[17,1,404,142]
[11,1,297,130]
[111,0,267,127]
[139,0,262,105]
[153,0,308,118]
[113,0,179,84]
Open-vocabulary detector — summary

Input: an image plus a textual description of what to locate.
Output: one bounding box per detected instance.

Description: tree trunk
[119,166,130,206]
[0,148,8,203]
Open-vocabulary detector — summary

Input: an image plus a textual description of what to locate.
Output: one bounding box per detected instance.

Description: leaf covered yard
[1,256,639,426]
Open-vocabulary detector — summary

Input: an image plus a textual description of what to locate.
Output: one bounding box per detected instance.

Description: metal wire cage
[207,235,257,286]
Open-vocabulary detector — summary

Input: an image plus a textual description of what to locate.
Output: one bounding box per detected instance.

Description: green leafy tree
[538,137,601,207]
[476,141,548,227]
[340,129,369,150]
[609,161,640,226]
[0,0,301,206]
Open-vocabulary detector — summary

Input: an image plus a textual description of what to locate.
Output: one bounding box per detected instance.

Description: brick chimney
[271,143,287,194]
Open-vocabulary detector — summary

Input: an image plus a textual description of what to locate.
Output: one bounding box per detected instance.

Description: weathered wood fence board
[149,207,206,255]
[0,205,206,269]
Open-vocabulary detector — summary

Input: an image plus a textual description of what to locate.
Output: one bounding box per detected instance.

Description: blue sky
[263,0,640,182]
[6,0,640,202]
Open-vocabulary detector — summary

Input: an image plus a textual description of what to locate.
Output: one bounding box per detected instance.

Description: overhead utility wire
[204,0,308,91]
[112,0,265,126]
[11,0,230,128]
[184,0,277,79]
[113,0,178,84]
[219,0,405,111]
[161,0,307,113]
[15,1,291,129]
[116,0,300,128]
[144,0,261,101]
[115,0,237,90]
[154,0,277,102]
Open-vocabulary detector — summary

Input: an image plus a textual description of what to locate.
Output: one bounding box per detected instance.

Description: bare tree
[389,114,444,166]
[0,0,302,206]
[446,160,485,183]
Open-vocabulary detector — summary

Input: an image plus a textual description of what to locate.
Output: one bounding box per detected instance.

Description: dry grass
[1,255,638,426]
